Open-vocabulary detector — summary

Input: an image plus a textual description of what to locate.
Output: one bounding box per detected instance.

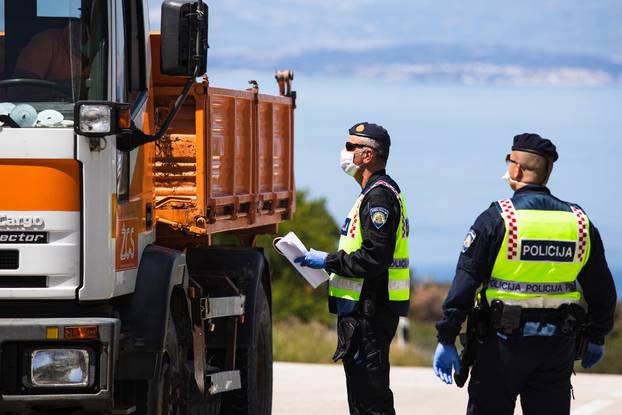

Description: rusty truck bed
[149,34,295,243]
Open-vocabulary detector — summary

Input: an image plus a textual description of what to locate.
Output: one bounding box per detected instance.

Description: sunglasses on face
[505,154,519,165]
[345,142,373,151]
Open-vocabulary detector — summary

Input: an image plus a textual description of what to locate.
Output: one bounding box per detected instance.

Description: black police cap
[512,133,558,162]
[349,122,391,147]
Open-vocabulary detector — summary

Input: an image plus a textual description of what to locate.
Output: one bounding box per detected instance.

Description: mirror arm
[118,67,198,152]
[118,1,207,152]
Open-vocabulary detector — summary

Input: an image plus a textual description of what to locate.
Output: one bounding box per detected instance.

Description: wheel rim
[160,362,184,415]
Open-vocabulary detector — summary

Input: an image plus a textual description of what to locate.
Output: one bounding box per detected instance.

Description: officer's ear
[541,159,554,185]
[362,147,376,164]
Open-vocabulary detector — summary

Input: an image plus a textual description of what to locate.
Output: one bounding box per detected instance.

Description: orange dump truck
[151,35,295,246]
[0,1,294,414]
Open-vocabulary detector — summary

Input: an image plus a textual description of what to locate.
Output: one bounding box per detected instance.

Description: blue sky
[146,1,622,285]
[149,0,622,59]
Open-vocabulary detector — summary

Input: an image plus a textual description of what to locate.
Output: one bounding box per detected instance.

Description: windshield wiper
[0,115,20,128]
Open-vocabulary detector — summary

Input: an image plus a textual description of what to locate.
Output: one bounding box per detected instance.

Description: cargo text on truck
[0,1,296,414]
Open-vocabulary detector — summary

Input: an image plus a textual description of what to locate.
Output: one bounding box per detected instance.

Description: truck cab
[0,1,295,413]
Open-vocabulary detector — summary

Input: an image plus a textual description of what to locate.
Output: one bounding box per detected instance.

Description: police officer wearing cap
[296,122,410,415]
[433,133,617,415]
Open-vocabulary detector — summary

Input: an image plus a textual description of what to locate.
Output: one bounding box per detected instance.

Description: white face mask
[501,170,512,184]
[501,170,528,187]
[340,148,360,177]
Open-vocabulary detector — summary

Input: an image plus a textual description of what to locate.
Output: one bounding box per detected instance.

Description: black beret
[349,122,391,147]
[512,133,558,162]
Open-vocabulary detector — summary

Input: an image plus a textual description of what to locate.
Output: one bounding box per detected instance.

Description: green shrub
[256,190,339,326]
[411,281,450,323]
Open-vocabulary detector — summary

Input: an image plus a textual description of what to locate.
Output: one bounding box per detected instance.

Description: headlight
[79,104,112,135]
[74,101,131,138]
[30,349,91,387]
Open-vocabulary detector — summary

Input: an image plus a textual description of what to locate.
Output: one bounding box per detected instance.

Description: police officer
[296,122,410,415]
[433,133,617,415]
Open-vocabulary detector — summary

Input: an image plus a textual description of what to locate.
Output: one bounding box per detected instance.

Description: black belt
[489,300,586,335]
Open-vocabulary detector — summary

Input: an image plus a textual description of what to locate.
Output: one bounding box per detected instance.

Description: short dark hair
[374,143,390,163]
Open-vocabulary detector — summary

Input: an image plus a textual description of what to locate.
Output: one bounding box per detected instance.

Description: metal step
[201,295,245,320]
[207,370,242,395]
[112,406,136,414]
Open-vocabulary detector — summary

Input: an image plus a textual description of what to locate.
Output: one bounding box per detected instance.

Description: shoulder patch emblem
[370,207,389,229]
[462,229,477,254]
[340,217,351,236]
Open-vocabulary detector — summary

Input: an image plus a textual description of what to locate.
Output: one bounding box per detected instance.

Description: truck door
[78,0,155,301]
[112,0,155,295]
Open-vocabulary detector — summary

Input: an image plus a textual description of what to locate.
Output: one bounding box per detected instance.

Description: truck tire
[138,315,221,415]
[143,316,185,415]
[223,283,272,415]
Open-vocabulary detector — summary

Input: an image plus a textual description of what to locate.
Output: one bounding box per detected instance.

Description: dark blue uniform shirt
[436,184,617,345]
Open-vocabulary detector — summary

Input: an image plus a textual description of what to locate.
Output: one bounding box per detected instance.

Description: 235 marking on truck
[120,226,136,261]
[115,219,139,271]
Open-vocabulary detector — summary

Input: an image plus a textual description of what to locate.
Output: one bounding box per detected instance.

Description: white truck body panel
[0,211,80,299]
[0,129,74,159]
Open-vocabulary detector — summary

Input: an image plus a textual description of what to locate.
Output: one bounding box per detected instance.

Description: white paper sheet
[273,232,329,289]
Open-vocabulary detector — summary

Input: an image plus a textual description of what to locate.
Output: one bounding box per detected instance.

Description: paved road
[274,362,622,415]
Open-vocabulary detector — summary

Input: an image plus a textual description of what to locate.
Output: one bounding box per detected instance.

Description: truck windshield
[0,0,108,128]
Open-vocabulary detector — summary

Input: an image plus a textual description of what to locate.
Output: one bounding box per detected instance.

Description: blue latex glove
[433,343,461,385]
[581,342,604,369]
[294,249,328,269]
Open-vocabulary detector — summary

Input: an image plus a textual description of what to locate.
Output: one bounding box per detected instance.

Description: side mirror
[160,0,209,77]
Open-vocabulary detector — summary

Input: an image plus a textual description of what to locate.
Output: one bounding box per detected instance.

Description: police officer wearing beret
[296,122,411,415]
[433,133,617,414]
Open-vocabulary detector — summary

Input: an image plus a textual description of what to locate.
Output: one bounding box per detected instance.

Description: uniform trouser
[340,309,399,415]
[467,331,576,415]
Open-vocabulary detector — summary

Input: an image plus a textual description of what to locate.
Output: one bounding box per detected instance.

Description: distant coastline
[210,43,622,87]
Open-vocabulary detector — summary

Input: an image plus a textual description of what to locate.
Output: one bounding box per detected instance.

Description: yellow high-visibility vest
[329,180,411,316]
[486,199,590,308]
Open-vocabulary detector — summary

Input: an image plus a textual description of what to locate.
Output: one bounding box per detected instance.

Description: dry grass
[273,318,433,367]
[274,288,622,374]
[273,319,338,364]
[390,343,432,367]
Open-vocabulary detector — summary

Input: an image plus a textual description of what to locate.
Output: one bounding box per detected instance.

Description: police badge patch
[462,229,477,253]
[340,218,351,236]
[370,207,389,229]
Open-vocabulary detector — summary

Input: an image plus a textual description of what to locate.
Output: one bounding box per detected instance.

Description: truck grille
[0,276,47,288]
[0,250,19,270]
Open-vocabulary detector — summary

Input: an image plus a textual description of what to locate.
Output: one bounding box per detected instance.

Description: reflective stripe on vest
[488,277,578,295]
[487,199,590,308]
[329,180,411,315]
[330,275,364,294]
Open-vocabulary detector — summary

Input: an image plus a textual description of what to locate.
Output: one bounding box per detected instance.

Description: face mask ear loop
[541,158,553,185]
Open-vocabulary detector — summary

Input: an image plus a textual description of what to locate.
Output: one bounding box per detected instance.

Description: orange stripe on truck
[0,159,80,212]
